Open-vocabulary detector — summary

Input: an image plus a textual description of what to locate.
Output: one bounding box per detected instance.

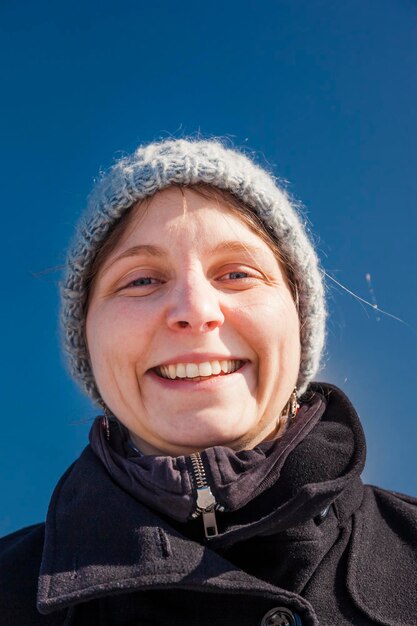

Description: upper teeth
[156,360,242,380]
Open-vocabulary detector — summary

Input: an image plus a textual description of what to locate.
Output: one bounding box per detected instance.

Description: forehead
[112,187,274,255]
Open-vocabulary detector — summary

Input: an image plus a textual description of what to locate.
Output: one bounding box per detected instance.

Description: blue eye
[228,271,249,279]
[129,277,157,287]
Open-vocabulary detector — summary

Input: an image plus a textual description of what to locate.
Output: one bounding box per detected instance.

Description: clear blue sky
[1,0,416,536]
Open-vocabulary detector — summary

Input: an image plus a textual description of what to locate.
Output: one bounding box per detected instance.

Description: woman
[1,139,416,626]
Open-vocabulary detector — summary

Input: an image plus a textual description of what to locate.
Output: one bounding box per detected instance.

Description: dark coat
[1,384,417,626]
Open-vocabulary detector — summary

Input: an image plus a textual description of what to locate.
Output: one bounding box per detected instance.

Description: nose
[166,272,225,333]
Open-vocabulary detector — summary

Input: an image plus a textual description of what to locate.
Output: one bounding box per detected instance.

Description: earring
[286,388,300,424]
[101,405,112,441]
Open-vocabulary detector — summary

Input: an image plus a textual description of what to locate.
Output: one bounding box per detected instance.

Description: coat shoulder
[346,484,417,626]
[371,483,417,507]
[0,522,45,578]
[0,523,65,625]
[1,521,44,546]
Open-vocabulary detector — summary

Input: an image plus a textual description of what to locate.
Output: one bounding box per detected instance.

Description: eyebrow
[102,240,268,275]
[102,245,166,274]
[209,240,268,257]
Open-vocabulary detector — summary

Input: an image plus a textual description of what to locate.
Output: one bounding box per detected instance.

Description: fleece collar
[88,389,326,524]
[37,383,365,619]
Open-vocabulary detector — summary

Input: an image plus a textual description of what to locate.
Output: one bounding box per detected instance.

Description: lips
[153,359,244,380]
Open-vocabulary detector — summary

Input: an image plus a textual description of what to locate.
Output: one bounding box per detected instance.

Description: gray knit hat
[61,138,326,403]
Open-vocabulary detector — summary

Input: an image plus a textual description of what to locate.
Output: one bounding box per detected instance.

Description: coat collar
[37,383,365,620]
[36,445,317,622]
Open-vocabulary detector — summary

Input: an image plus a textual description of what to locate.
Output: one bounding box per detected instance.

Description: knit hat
[61,138,326,403]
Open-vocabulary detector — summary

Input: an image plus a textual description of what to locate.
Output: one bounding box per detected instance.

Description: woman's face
[86,187,300,456]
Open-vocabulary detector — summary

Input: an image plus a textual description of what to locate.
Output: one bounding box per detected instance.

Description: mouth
[152,359,245,381]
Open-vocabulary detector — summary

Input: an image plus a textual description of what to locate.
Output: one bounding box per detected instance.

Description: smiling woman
[86,187,300,456]
[1,138,416,626]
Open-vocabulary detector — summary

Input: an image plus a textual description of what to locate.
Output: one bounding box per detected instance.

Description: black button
[260,607,301,626]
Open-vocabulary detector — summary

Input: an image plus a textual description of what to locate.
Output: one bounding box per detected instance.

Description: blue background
[1,0,416,536]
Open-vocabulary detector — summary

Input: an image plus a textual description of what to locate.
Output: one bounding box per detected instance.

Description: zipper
[189,452,224,539]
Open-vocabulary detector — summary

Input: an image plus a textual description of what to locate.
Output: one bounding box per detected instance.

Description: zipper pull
[189,452,221,539]
[196,486,218,538]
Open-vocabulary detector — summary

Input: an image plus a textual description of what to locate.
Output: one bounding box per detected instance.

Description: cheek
[231,290,299,358]
[254,302,299,405]
[86,301,153,376]
[276,299,301,354]
[274,303,301,379]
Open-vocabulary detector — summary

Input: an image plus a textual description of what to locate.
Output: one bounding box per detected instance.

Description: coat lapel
[346,486,417,626]
[37,447,315,622]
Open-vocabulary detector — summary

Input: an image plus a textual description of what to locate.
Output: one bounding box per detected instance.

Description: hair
[84,183,299,314]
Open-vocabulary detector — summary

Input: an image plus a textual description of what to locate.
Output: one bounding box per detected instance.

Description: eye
[217,266,260,282]
[117,274,164,293]
[224,271,250,280]
[128,277,160,287]
[215,262,273,289]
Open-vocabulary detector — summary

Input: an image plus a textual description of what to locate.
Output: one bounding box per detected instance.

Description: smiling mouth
[153,359,245,381]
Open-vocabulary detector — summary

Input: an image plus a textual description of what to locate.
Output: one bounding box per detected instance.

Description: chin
[169,419,253,452]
